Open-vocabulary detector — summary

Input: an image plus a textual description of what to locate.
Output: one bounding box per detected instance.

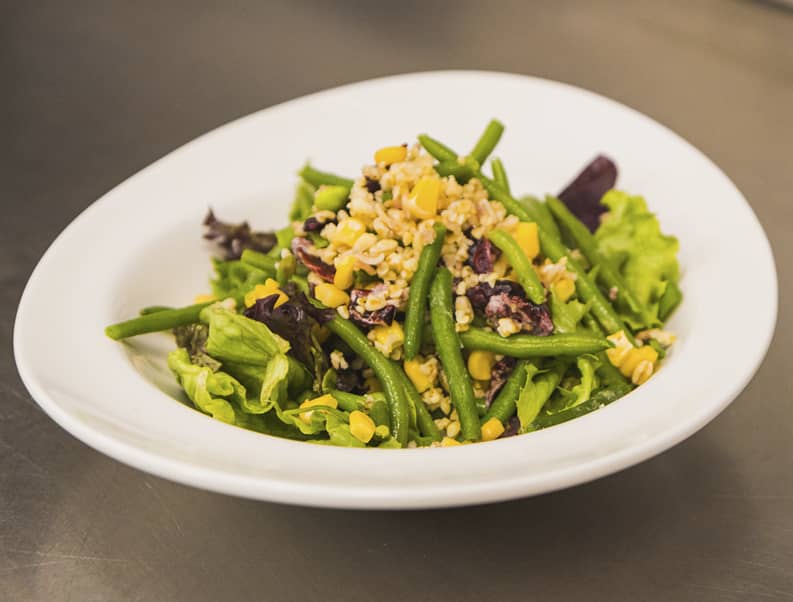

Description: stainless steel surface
[3,1,791,600]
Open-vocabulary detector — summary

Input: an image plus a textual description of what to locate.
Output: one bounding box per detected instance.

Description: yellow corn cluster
[333,218,366,247]
[606,330,659,385]
[467,350,496,381]
[349,410,376,443]
[553,278,576,302]
[333,255,357,290]
[374,145,407,165]
[480,417,505,441]
[314,282,349,308]
[369,322,404,356]
[405,176,441,219]
[404,358,433,392]
[244,279,288,308]
[511,222,539,259]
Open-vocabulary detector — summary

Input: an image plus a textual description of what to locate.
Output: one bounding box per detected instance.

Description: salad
[106,120,682,448]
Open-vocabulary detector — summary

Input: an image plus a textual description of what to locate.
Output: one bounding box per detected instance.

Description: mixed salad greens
[106,120,681,448]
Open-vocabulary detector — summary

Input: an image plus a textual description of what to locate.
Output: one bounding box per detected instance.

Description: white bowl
[14,71,776,509]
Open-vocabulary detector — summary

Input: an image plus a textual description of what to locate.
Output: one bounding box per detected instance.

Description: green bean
[326,317,410,446]
[469,119,504,165]
[460,328,610,357]
[658,281,682,322]
[314,185,349,211]
[105,302,214,340]
[298,164,354,190]
[434,161,474,183]
[417,134,457,162]
[490,157,510,193]
[519,196,562,241]
[487,229,546,304]
[404,223,447,359]
[546,196,646,319]
[482,360,529,424]
[409,430,436,447]
[530,382,632,430]
[267,225,296,258]
[369,399,391,430]
[328,389,366,412]
[289,179,315,222]
[393,363,442,442]
[478,172,536,222]
[276,253,296,287]
[429,268,480,441]
[240,249,277,274]
[139,305,173,316]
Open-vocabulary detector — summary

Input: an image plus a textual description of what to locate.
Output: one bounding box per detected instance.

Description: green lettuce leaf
[570,356,599,407]
[210,258,270,304]
[202,305,289,363]
[594,190,680,327]
[325,413,366,448]
[516,361,569,432]
[200,305,295,409]
[167,349,310,439]
[167,348,244,424]
[549,288,589,334]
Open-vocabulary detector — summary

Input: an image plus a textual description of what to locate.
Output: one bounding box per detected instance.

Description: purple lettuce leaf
[203,209,277,260]
[558,155,618,232]
[243,284,335,378]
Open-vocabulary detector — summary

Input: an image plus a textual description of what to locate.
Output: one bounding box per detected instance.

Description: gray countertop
[3,1,792,600]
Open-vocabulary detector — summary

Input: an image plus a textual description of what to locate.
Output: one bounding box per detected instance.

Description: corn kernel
[333,218,366,247]
[349,410,376,443]
[333,255,357,290]
[374,145,407,165]
[244,278,289,308]
[441,437,461,447]
[405,176,440,219]
[606,330,632,367]
[369,321,404,355]
[314,283,350,308]
[481,417,505,441]
[194,293,216,304]
[631,360,654,385]
[299,394,338,424]
[404,359,432,393]
[511,222,539,259]
[606,345,631,368]
[554,278,576,303]
[619,346,659,378]
[467,350,496,381]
